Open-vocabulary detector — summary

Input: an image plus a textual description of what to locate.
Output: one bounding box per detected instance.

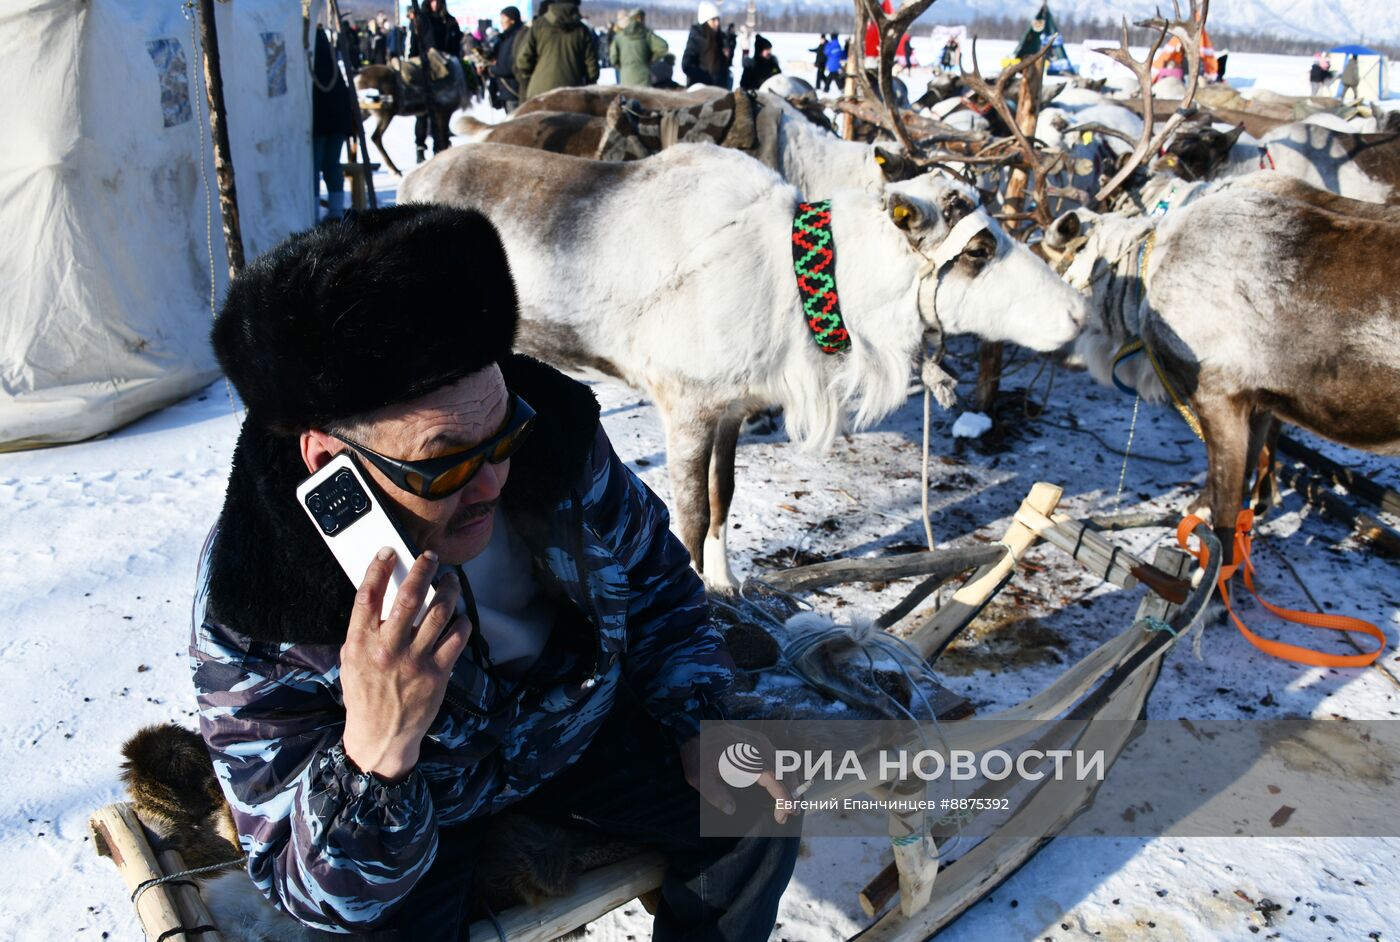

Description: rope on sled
[131,856,247,908]
[714,581,970,856]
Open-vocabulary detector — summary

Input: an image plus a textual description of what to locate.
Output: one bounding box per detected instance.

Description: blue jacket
[190,357,734,931]
[823,38,846,75]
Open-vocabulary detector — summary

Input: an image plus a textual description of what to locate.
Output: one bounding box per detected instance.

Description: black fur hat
[212,204,518,436]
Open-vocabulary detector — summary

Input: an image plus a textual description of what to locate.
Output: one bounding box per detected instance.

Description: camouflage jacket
[189,357,733,932]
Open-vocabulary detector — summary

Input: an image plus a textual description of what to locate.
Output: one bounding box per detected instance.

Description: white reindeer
[402,143,1087,588]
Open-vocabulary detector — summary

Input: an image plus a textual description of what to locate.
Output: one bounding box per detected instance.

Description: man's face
[345,367,511,565]
[500,13,516,29]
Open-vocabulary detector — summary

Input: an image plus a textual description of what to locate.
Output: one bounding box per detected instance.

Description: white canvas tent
[1329,44,1389,101]
[0,0,315,451]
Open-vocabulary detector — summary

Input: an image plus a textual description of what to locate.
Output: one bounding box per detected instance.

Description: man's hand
[341,548,472,783]
[680,731,793,824]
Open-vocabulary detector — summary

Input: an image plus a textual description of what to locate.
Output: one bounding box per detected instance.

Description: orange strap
[1176,512,1386,668]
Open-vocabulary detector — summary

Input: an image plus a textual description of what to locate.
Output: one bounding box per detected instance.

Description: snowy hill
[647,0,1400,46]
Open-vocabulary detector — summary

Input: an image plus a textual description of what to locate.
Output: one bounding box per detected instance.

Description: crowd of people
[314,3,803,216]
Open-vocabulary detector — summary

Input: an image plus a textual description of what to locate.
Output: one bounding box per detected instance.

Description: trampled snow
[2,33,1397,942]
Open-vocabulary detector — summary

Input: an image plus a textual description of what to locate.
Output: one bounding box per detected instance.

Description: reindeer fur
[401,143,1086,586]
[1050,174,1400,557]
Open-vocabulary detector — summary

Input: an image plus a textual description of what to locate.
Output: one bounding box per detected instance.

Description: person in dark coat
[311,26,354,220]
[740,34,781,92]
[487,6,526,111]
[513,0,599,101]
[650,52,681,88]
[682,1,725,87]
[810,33,828,90]
[409,0,464,161]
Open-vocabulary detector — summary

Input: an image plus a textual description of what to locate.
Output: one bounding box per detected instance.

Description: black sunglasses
[332,393,536,500]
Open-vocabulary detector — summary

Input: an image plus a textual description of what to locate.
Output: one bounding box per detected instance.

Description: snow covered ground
[3,33,1398,942]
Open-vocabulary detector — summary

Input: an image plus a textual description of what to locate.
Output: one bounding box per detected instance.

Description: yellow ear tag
[892,204,910,221]
[875,153,887,165]
[1081,130,1095,145]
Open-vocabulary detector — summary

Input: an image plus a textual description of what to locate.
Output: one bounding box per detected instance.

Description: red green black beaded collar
[791,201,851,354]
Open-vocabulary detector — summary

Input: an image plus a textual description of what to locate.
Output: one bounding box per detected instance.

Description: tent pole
[196,0,246,277]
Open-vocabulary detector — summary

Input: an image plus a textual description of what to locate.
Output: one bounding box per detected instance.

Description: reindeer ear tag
[875,153,887,165]
[892,204,913,230]
[1081,130,1095,146]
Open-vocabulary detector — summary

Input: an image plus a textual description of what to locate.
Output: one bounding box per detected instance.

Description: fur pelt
[211,205,518,436]
[205,355,600,646]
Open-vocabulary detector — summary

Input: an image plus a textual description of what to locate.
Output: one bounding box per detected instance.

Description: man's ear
[300,429,340,476]
[888,192,922,231]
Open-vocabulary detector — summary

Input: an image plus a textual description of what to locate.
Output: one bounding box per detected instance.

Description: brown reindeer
[354,56,469,176]
[1049,173,1400,561]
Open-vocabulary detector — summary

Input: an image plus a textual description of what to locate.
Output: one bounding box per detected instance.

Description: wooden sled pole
[465,853,667,942]
[158,849,227,942]
[908,482,1063,661]
[1273,462,1400,557]
[90,802,192,942]
[196,0,246,277]
[856,545,1200,938]
[1277,434,1400,518]
[760,544,1003,594]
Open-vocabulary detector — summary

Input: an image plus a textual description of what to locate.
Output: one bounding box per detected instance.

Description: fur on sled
[120,723,636,941]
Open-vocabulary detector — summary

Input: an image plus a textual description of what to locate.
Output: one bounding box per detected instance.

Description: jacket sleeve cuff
[651,693,728,744]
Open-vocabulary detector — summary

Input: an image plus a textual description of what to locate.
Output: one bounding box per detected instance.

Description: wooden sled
[91,481,1220,941]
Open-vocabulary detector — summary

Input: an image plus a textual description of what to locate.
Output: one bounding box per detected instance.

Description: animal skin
[401,142,1087,587]
[1047,173,1400,558]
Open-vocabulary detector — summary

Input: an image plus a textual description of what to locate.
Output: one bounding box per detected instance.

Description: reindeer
[354,55,470,177]
[400,143,1087,588]
[1044,173,1400,560]
[1156,120,1400,202]
[454,90,920,197]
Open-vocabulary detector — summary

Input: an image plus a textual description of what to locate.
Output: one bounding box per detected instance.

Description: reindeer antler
[855,0,942,156]
[1094,0,1211,205]
[955,37,1061,228]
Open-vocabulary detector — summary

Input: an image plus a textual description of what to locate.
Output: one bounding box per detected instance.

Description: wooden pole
[90,803,191,942]
[196,0,246,278]
[973,52,1043,417]
[842,5,865,141]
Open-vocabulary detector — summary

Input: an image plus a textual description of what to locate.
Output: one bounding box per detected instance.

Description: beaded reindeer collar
[791,201,851,354]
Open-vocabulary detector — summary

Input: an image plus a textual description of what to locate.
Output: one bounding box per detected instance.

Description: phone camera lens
[319,513,338,533]
[350,491,368,512]
[307,494,325,513]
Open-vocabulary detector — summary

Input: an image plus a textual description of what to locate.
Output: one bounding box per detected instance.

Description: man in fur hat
[191,206,798,938]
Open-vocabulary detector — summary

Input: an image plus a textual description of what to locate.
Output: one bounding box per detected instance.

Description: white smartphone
[297,453,436,624]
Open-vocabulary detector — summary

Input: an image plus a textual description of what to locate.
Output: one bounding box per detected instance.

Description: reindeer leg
[1246,413,1282,517]
[657,398,718,580]
[372,113,402,177]
[703,415,743,592]
[1195,394,1253,567]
